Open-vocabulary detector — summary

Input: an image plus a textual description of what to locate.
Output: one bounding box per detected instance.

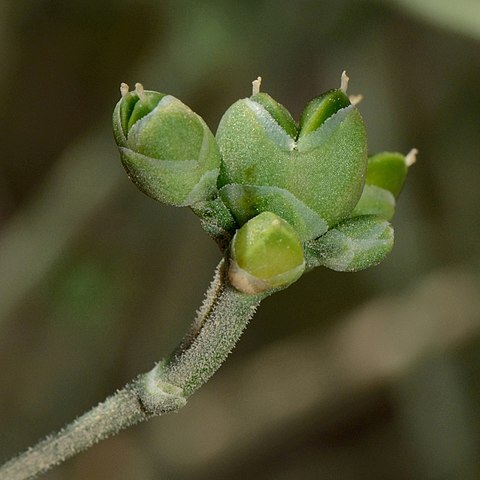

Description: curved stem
[0,259,264,480]
[162,260,264,396]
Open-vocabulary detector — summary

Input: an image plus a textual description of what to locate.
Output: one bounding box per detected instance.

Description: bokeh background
[1,1,480,478]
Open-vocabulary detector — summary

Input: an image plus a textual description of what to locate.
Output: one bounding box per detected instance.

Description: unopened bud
[229,212,305,294]
[113,85,221,207]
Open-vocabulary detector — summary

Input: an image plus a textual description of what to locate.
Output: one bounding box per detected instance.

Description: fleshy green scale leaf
[250,92,298,139]
[219,184,328,241]
[298,89,351,138]
[351,150,415,221]
[126,91,166,133]
[352,184,395,220]
[119,92,141,137]
[365,151,408,197]
[229,212,305,294]
[304,215,394,272]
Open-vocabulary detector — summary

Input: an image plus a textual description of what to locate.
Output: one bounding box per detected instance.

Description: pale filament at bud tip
[252,76,262,96]
[340,70,349,93]
[349,94,363,106]
[120,83,129,97]
[135,82,146,102]
[405,148,418,167]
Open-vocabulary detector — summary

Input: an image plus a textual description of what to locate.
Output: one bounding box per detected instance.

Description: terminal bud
[113,83,221,207]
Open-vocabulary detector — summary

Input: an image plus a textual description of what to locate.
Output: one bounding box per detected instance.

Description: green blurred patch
[47,254,119,339]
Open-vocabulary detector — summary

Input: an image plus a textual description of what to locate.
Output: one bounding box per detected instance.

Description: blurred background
[1,0,480,478]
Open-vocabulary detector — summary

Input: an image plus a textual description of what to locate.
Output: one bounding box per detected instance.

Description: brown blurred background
[1,1,480,479]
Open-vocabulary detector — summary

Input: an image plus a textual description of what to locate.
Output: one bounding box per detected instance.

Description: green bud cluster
[216,83,366,231]
[113,75,414,294]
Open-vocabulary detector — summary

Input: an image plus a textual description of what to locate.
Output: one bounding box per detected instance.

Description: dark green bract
[113,77,413,294]
[298,89,351,138]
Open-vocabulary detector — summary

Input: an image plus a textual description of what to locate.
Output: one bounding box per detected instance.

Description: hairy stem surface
[0,259,264,480]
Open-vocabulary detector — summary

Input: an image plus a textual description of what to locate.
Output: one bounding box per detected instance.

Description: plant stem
[0,387,148,480]
[0,259,264,480]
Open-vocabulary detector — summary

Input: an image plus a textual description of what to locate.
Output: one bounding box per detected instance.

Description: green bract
[113,75,414,295]
[366,151,409,197]
[352,149,416,221]
[298,89,351,138]
[113,84,221,207]
[229,212,305,294]
[304,215,394,272]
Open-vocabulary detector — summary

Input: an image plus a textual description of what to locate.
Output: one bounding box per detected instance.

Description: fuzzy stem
[163,260,264,396]
[0,259,264,480]
[0,387,148,480]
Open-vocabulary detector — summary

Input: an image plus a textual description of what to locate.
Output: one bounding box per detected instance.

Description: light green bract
[229,212,305,294]
[304,215,394,272]
[113,84,221,207]
[112,76,414,294]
